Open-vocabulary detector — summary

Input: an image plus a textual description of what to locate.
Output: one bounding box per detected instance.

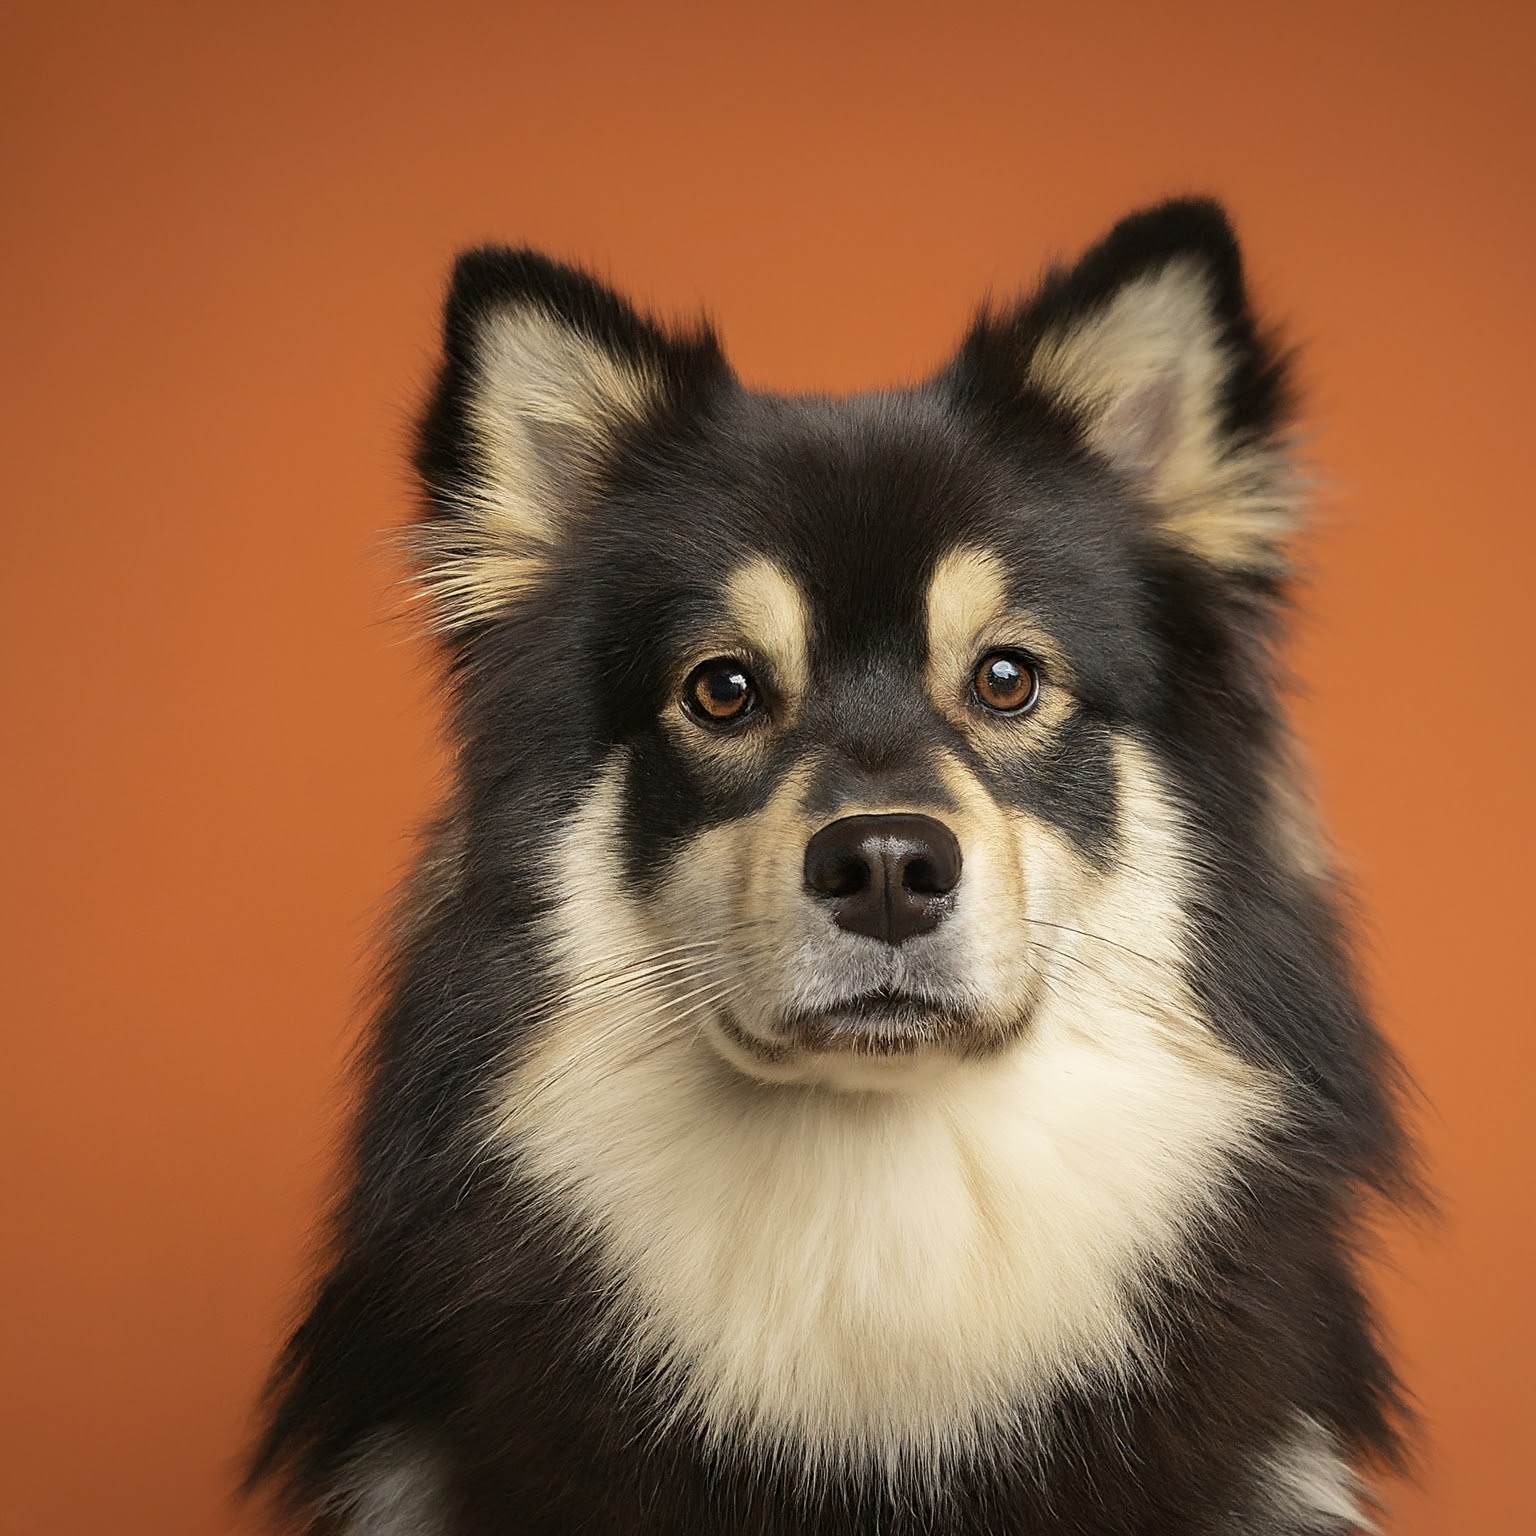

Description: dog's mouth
[776,990,975,1055]
[711,986,1033,1086]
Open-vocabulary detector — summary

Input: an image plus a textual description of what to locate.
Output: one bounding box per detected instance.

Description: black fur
[250,199,1410,1534]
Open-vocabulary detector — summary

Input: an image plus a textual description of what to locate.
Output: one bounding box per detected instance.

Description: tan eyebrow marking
[924,544,1072,742]
[925,546,1011,706]
[724,557,811,702]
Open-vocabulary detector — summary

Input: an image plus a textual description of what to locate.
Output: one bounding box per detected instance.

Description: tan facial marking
[925,546,1011,708]
[664,557,812,773]
[656,759,823,1083]
[924,545,1071,747]
[931,749,1041,1037]
[724,556,811,706]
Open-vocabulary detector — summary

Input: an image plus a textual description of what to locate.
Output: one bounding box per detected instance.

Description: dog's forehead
[609,385,1142,702]
[709,391,1027,648]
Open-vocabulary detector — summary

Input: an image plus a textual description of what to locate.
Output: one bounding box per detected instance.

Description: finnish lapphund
[251,199,1412,1534]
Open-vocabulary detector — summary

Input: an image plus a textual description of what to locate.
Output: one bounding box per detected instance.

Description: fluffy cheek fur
[489,739,1283,1476]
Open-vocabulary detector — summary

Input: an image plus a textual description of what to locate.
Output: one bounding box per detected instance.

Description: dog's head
[415,200,1302,1096]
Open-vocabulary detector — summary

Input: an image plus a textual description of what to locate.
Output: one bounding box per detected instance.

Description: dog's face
[546,401,1167,1093]
[417,202,1298,1096]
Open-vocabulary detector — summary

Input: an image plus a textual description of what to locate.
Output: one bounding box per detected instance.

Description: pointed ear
[412,248,726,632]
[960,199,1298,584]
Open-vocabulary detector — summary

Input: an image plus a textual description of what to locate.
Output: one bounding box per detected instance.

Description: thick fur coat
[251,200,1409,1534]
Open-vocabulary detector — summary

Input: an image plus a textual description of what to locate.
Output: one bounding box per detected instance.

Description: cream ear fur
[1027,260,1298,578]
[417,306,660,632]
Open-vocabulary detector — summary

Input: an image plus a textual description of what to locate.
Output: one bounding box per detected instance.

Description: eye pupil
[686,660,757,724]
[703,669,747,710]
[974,651,1040,714]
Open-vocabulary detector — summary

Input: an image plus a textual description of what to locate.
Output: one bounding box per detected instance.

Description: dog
[250,199,1410,1533]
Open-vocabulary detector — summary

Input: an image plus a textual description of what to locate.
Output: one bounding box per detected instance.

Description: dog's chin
[706,995,1019,1093]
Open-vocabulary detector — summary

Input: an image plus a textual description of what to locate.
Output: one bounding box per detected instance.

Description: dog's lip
[774,991,974,1053]
[715,989,1030,1071]
[789,990,941,1023]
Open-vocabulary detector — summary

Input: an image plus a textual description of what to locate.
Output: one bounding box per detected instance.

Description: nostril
[901,855,943,895]
[804,822,875,900]
[808,849,870,899]
[895,824,962,898]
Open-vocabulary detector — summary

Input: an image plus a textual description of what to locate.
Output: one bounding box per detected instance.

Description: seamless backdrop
[2,3,1532,1533]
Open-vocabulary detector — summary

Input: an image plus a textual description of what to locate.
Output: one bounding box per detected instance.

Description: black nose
[803,813,963,945]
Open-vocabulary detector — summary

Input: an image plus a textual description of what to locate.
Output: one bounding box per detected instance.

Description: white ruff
[496,745,1281,1474]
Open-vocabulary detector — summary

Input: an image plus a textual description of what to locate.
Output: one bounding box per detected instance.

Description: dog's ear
[955,199,1298,585]
[413,249,726,633]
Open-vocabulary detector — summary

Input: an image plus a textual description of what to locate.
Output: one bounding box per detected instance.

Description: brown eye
[973,651,1040,715]
[683,658,758,726]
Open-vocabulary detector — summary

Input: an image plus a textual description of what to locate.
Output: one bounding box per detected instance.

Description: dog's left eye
[683,658,758,727]
[972,651,1041,715]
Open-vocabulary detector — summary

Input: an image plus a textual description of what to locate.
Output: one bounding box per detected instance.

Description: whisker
[511,973,747,1114]
[1022,935,1190,1021]
[452,975,748,1205]
[511,920,766,1027]
[1020,917,1173,973]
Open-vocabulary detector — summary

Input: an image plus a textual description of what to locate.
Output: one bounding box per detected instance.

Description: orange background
[3,3,1532,1532]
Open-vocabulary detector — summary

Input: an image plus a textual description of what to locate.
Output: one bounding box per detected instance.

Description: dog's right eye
[683,658,758,727]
